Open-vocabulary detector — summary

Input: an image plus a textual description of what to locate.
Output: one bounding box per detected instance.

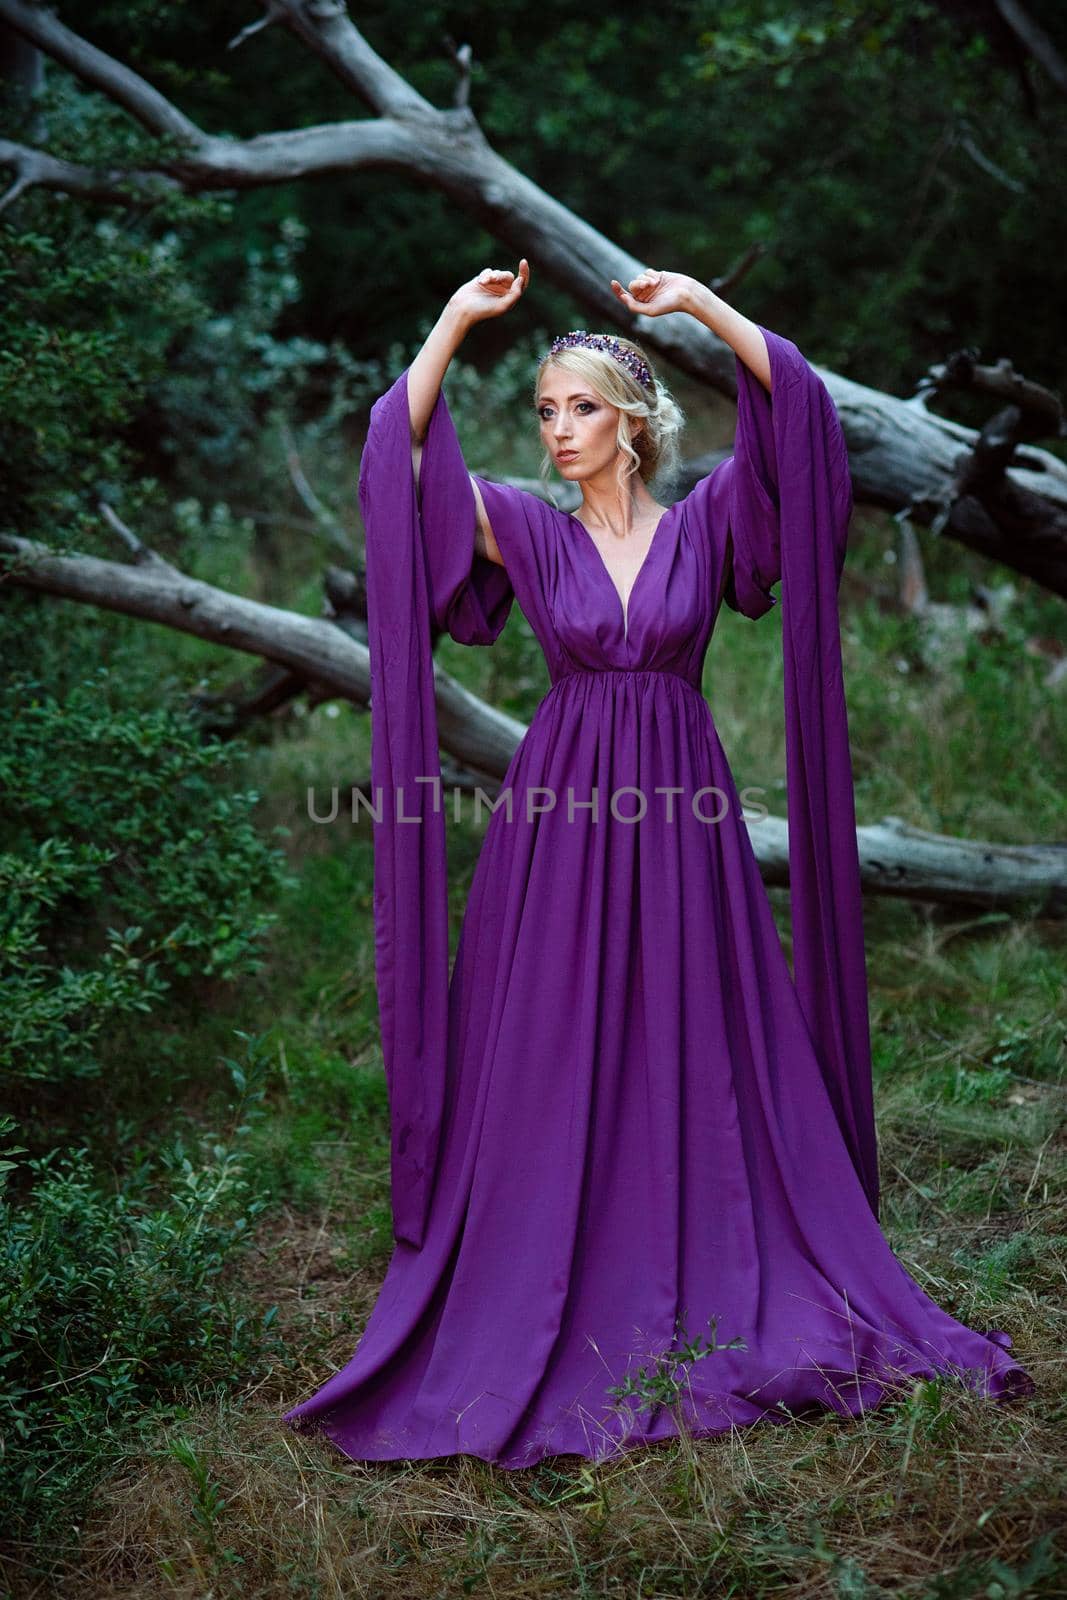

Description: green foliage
[150,214,390,480]
[0,218,181,535]
[0,1037,279,1551]
[246,1039,390,1213]
[0,647,293,1085]
[606,1314,749,1416]
[683,0,1066,386]
[167,1436,235,1562]
[953,1229,1067,1303]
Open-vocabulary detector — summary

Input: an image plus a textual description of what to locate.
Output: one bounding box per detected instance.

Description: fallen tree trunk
[5,531,1064,916]
[746,812,1067,916]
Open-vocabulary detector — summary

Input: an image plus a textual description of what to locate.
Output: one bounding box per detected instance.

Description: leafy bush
[0,660,294,1086]
[0,205,208,541]
[151,214,391,480]
[0,1040,280,1554]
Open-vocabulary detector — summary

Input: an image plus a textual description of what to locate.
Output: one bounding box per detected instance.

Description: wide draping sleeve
[359,366,513,1249]
[723,327,879,1218]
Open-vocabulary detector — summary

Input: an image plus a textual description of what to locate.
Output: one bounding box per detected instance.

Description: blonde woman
[284,260,1034,1469]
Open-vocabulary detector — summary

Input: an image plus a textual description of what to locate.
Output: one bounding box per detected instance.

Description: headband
[545,330,654,392]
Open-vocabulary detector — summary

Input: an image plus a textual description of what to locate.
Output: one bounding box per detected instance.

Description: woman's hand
[609,268,696,318]
[449,259,530,328]
[409,260,529,443]
[618,273,771,391]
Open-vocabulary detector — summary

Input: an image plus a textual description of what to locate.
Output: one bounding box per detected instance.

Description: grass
[32,1382,1067,1597]
[3,489,1065,1598]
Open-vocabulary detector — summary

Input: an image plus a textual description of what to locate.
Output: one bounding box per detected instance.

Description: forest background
[1,1,1065,1595]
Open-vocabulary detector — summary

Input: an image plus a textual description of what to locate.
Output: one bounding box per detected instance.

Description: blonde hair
[534,335,685,499]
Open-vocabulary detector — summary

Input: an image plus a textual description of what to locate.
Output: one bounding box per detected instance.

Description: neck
[575,465,659,537]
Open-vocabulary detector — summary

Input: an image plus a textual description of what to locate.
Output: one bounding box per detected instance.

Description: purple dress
[282,324,1035,1468]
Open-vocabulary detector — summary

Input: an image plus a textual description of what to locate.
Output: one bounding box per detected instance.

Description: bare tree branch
[228,2,285,53]
[2,0,1066,597]
[709,242,769,299]
[0,0,201,140]
[0,117,428,204]
[97,498,178,573]
[0,529,525,779]
[993,0,1067,97]
[918,349,1065,436]
[441,34,473,109]
[957,128,1028,194]
[260,0,437,118]
[2,530,1065,914]
[0,0,430,198]
[277,420,356,561]
[897,516,930,615]
[0,135,179,209]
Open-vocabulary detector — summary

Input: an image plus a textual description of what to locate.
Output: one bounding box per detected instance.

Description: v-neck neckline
[567,502,676,641]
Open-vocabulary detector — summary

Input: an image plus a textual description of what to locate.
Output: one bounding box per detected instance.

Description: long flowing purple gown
[282,324,1035,1468]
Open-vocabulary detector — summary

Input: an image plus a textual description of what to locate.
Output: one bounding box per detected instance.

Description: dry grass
[46,1362,1065,1599]
[12,1131,1059,1600]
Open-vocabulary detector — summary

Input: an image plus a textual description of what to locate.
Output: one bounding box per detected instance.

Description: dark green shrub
[0,661,294,1086]
[0,1040,280,1553]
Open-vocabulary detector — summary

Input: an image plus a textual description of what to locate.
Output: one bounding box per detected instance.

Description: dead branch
[0,530,524,780]
[709,242,769,299]
[441,35,473,110]
[917,349,1065,438]
[277,421,355,560]
[97,498,178,573]
[0,0,199,139]
[228,2,285,53]
[992,0,1067,97]
[0,135,180,211]
[3,530,1065,915]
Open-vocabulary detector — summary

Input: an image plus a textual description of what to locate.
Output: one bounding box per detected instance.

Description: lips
[556,451,578,462]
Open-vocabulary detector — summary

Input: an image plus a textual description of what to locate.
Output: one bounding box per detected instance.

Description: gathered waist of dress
[549,666,705,699]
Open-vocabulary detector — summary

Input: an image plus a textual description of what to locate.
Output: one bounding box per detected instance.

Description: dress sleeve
[414,392,516,645]
[721,338,853,622]
[719,356,781,620]
[467,475,557,639]
[358,366,512,1252]
[719,326,878,1217]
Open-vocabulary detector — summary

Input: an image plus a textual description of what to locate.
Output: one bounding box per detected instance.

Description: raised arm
[610,269,772,394]
[407,261,530,565]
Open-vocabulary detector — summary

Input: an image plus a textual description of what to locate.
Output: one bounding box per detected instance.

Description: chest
[549,513,718,668]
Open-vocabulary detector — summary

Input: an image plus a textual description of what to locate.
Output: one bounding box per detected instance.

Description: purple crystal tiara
[546,330,654,391]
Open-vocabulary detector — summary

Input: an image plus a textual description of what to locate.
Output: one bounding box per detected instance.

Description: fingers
[476,261,529,298]
[624,269,662,306]
[610,268,663,301]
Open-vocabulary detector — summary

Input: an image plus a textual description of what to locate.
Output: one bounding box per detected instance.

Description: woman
[282,261,1035,1468]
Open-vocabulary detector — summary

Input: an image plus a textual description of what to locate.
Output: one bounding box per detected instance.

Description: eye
[537,401,596,419]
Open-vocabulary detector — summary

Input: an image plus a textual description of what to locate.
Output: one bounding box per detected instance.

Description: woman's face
[536,367,632,480]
